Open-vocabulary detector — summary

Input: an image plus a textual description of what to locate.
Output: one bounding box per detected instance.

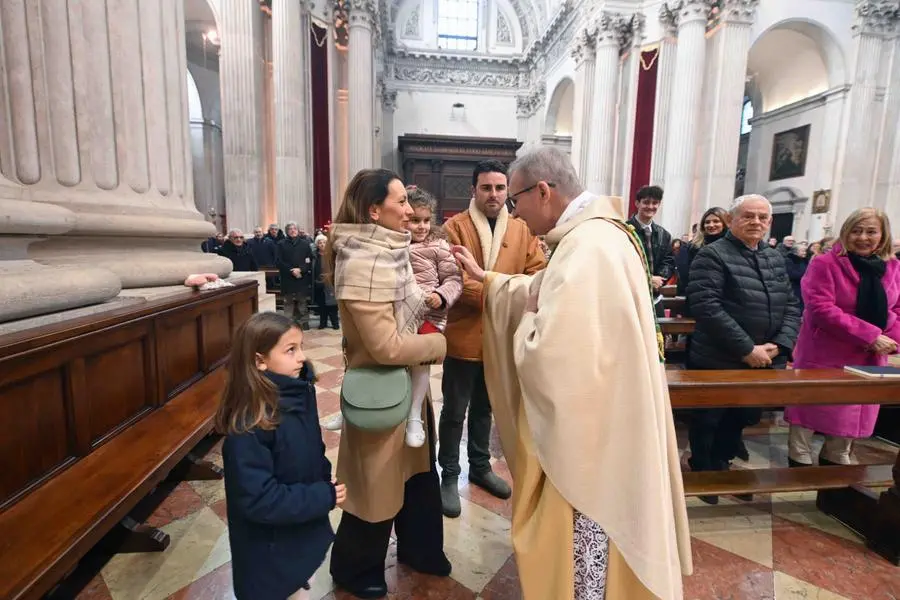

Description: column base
[27,237,233,288]
[0,260,122,323]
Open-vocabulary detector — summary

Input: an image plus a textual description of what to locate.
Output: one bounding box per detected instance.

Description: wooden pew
[659,317,696,336]
[659,296,686,314]
[667,368,900,564]
[660,285,678,298]
[0,280,258,599]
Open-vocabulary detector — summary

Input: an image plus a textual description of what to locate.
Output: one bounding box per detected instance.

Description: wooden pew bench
[0,281,258,599]
[659,296,686,314]
[659,317,696,336]
[667,368,900,564]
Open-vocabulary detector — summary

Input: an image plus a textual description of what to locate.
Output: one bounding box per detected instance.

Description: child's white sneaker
[405,417,425,447]
[323,413,344,431]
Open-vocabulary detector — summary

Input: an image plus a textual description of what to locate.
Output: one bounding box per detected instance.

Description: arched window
[740,98,754,135]
[437,0,479,51]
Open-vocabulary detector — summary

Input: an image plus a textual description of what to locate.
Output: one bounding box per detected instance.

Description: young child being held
[404,186,463,447]
[217,312,346,600]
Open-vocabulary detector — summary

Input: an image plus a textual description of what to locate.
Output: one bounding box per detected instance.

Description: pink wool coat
[784,247,900,437]
[410,234,463,331]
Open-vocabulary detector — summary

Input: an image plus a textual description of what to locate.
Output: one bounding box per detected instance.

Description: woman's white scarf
[330,223,426,334]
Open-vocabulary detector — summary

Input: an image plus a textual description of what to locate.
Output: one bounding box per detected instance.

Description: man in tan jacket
[440,159,546,517]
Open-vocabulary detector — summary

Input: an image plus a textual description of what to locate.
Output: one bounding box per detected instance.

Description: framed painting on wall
[811,189,831,214]
[769,124,810,181]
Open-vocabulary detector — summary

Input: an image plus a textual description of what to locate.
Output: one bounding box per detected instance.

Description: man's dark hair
[636,185,664,203]
[472,160,508,187]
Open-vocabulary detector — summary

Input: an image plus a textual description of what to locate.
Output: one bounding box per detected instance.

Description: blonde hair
[837,207,894,260]
[691,207,729,249]
[215,312,297,435]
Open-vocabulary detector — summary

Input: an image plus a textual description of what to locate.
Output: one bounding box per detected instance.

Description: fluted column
[0,0,229,323]
[660,0,711,236]
[614,15,646,200]
[220,0,266,232]
[570,27,597,179]
[335,88,350,204]
[650,16,677,188]
[834,1,896,226]
[874,31,900,214]
[588,12,622,196]
[273,0,314,230]
[348,0,377,174]
[381,89,398,170]
[885,110,900,236]
[697,0,758,210]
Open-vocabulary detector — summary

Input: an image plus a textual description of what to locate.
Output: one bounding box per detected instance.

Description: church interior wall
[391,89,519,146]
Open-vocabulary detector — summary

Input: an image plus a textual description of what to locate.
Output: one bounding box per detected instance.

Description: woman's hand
[451,245,485,283]
[332,477,347,507]
[870,334,899,355]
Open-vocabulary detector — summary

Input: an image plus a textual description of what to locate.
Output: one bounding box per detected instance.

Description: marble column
[874,31,900,214]
[833,1,895,226]
[649,16,677,188]
[381,88,398,170]
[348,0,377,175]
[885,111,900,236]
[587,12,622,196]
[220,0,266,232]
[273,0,314,230]
[809,87,849,241]
[614,15,646,200]
[570,26,597,179]
[697,0,758,210]
[335,88,350,205]
[660,0,711,236]
[0,0,229,323]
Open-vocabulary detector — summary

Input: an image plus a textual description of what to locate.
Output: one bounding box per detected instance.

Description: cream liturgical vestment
[482,195,692,599]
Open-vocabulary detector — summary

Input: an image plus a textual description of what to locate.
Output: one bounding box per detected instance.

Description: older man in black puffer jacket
[686,194,801,505]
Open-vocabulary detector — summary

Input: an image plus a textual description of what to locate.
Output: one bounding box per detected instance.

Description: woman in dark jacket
[783,245,809,311]
[677,207,729,299]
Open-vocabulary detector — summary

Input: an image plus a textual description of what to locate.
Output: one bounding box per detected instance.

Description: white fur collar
[468,197,509,270]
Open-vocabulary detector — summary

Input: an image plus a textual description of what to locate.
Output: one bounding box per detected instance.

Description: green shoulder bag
[340,338,412,431]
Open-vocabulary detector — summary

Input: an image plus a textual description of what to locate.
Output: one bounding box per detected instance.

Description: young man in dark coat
[627,186,675,310]
[277,222,315,329]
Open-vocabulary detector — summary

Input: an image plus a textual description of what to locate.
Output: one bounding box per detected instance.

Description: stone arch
[748,19,846,112]
[391,0,540,49]
[544,77,575,135]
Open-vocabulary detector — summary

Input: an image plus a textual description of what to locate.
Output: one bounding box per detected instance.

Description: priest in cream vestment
[452,147,692,600]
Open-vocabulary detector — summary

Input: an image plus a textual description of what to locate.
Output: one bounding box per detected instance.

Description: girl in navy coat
[216,312,347,600]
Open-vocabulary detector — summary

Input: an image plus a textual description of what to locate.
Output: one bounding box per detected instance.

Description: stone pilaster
[650,10,678,188]
[660,0,712,237]
[220,0,266,232]
[834,1,899,226]
[516,96,531,146]
[273,0,314,230]
[697,0,759,210]
[348,0,377,175]
[874,27,900,220]
[335,87,350,205]
[587,12,623,196]
[0,0,229,324]
[381,86,398,170]
[570,26,598,179]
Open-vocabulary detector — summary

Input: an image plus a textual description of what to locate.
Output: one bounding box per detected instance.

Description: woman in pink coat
[785,208,900,466]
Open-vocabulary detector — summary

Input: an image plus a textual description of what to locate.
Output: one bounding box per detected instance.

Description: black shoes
[397,552,452,577]
[338,583,387,599]
[440,478,461,518]
[468,470,512,500]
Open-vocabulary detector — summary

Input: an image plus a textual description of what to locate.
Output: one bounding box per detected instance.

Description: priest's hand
[451,245,485,283]
[743,345,773,368]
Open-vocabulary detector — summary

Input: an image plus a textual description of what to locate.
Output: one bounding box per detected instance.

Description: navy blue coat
[223,367,336,600]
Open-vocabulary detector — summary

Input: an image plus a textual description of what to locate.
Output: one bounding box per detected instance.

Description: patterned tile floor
[68,327,900,600]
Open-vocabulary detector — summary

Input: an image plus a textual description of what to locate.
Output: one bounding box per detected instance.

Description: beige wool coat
[335,299,446,523]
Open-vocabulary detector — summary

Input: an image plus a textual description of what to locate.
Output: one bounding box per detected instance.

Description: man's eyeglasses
[506,182,555,212]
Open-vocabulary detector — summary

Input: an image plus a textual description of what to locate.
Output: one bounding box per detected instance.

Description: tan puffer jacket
[410,233,463,331]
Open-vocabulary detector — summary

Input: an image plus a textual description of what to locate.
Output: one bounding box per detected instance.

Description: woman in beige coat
[326,169,449,599]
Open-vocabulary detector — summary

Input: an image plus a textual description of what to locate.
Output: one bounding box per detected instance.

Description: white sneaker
[405,417,426,447]
[323,413,344,431]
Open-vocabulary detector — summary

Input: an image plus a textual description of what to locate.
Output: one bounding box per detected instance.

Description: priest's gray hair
[729,194,772,216]
[508,146,585,200]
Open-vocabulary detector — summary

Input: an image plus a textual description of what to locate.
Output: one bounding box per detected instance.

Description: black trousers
[438,357,493,479]
[330,404,445,589]
[318,305,339,328]
[688,407,762,472]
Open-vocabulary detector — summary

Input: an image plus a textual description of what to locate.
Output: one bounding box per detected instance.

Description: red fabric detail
[418,321,441,335]
[310,23,333,229]
[629,49,659,217]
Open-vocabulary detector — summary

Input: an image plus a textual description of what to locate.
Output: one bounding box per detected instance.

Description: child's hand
[426,293,442,309]
[332,477,347,506]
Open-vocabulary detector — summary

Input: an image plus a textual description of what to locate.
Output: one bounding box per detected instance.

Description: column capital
[348,0,378,29]
[595,11,626,48]
[381,89,398,112]
[570,26,598,65]
[663,0,714,28]
[659,4,679,36]
[516,84,546,118]
[717,0,760,25]
[853,1,900,37]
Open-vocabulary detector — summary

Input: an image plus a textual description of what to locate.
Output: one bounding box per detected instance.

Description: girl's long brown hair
[323,168,401,285]
[215,312,296,435]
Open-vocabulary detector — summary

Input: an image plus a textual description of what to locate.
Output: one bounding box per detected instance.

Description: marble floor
[68,327,900,600]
